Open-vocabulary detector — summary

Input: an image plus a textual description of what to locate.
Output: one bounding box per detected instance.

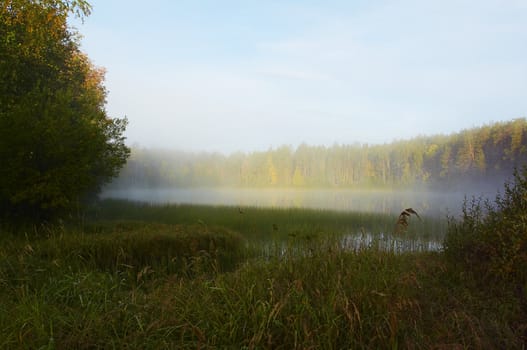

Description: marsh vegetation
[2,175,527,348]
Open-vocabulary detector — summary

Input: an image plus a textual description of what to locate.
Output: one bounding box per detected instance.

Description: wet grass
[89,199,446,242]
[0,201,524,348]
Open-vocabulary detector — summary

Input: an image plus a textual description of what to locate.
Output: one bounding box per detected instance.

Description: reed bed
[88,199,446,243]
[0,201,524,348]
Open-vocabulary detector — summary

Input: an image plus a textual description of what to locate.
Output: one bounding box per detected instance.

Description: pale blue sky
[74,0,527,153]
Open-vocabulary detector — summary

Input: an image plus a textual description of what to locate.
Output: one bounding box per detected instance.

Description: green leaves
[444,167,527,286]
[0,0,129,224]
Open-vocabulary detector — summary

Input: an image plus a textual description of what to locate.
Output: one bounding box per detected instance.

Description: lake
[100,187,490,253]
[100,187,493,218]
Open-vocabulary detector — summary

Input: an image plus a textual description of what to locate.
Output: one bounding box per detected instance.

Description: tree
[266,154,278,185]
[0,0,130,223]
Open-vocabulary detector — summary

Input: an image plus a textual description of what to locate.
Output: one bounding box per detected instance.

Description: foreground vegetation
[0,192,525,348]
[0,230,524,348]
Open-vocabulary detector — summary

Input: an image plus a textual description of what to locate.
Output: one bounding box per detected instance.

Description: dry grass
[394,207,421,235]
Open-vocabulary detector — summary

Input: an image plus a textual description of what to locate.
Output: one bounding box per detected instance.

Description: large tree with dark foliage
[0,0,130,223]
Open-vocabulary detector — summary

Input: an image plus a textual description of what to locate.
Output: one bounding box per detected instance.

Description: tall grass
[1,232,523,348]
[0,221,246,348]
[88,199,446,243]
[0,199,524,348]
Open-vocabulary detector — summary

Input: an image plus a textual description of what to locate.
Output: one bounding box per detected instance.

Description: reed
[0,201,523,348]
[88,199,446,242]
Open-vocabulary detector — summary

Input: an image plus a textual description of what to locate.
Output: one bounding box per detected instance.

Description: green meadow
[0,198,525,349]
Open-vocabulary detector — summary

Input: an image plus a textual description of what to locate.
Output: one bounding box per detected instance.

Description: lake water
[260,232,444,257]
[100,187,492,218]
[340,232,443,253]
[100,187,474,253]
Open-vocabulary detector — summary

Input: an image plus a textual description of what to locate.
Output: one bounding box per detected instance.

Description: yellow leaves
[1,1,129,224]
[292,166,305,186]
[425,143,439,158]
[266,155,278,185]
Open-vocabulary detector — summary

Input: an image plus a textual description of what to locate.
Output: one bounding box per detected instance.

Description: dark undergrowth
[0,230,524,348]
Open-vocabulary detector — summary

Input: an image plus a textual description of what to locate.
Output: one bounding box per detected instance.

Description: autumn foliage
[0,0,129,224]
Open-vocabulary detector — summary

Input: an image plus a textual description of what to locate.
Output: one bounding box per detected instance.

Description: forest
[109,118,527,190]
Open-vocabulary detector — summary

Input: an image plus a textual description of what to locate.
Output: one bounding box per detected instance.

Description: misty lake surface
[99,187,489,253]
[100,187,491,217]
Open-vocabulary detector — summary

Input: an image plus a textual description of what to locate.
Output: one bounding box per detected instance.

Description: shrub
[444,167,527,287]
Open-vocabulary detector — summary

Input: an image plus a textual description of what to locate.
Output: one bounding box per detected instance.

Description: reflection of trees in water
[101,188,481,217]
[341,232,442,253]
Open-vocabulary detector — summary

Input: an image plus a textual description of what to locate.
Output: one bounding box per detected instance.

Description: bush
[444,167,527,287]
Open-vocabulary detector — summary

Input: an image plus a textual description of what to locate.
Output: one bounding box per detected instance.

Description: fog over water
[100,186,500,218]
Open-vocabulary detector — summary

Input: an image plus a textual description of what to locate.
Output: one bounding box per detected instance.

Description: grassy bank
[0,201,525,348]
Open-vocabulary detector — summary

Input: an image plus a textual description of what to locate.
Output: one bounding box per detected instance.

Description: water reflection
[340,232,443,253]
[258,231,442,259]
[101,187,481,217]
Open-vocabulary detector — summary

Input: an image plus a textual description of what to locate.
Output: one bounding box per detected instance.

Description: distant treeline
[109,119,527,190]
